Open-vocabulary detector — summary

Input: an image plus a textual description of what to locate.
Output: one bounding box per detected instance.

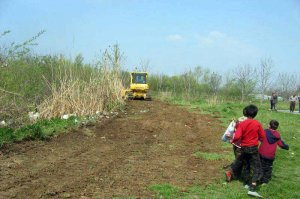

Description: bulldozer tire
[126,91,134,100]
[145,93,152,101]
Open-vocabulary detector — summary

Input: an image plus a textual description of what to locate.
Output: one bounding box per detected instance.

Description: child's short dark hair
[243,107,247,116]
[269,120,279,130]
[244,104,258,118]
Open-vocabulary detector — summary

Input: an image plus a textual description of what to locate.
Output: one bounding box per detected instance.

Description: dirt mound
[0,100,229,198]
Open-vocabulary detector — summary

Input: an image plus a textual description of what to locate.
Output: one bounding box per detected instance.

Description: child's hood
[265,129,280,144]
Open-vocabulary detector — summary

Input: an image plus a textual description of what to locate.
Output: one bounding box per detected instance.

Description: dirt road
[0,100,229,198]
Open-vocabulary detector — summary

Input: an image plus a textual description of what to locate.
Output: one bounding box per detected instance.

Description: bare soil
[0,100,230,199]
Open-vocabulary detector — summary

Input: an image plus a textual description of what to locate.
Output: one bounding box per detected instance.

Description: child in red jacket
[225,104,265,197]
[259,120,289,184]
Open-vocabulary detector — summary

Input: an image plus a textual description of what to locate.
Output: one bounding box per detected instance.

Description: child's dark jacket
[258,129,289,160]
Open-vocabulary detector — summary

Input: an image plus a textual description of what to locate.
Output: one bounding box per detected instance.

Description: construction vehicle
[121,72,151,100]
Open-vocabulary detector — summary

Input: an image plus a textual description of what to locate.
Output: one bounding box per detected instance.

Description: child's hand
[226,135,232,139]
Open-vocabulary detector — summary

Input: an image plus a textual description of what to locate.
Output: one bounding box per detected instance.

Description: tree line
[1,30,299,127]
[142,59,300,101]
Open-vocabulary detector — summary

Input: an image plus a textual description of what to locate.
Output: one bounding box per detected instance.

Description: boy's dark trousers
[260,155,274,184]
[270,101,273,110]
[232,146,242,178]
[290,101,295,112]
[231,146,261,184]
[233,145,242,158]
[231,146,250,181]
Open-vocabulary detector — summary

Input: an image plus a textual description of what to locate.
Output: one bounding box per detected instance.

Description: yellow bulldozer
[121,72,151,100]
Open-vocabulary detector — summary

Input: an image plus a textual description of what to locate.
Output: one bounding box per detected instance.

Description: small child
[259,120,289,184]
[222,117,245,146]
[222,107,247,154]
[222,117,247,143]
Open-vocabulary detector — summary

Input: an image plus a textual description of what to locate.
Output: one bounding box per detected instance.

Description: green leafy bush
[0,117,78,146]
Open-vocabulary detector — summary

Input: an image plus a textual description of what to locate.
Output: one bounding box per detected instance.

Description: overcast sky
[1,0,299,75]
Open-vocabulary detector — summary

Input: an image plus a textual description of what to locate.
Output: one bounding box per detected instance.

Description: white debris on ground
[28,112,40,122]
[0,110,120,128]
[61,114,69,120]
[75,111,120,127]
[61,113,77,120]
[140,109,149,113]
[0,120,7,127]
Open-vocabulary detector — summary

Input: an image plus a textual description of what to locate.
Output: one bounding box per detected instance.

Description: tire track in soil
[0,100,230,198]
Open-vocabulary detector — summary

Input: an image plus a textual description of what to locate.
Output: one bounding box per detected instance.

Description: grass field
[149,98,299,199]
[1,96,298,198]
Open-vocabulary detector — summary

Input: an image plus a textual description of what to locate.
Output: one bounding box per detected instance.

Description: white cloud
[166,34,183,41]
[197,31,227,46]
[193,30,264,71]
[196,30,257,54]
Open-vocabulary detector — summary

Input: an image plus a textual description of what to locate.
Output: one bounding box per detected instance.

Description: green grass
[0,117,78,146]
[149,98,300,199]
[149,184,181,199]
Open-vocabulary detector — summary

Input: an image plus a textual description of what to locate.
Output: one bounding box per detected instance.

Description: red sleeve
[231,124,242,143]
[258,123,265,140]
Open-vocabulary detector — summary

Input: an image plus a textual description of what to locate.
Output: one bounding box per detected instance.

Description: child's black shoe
[247,184,263,198]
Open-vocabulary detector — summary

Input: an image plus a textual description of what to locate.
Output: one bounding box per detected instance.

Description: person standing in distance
[289,94,297,113]
[270,92,278,111]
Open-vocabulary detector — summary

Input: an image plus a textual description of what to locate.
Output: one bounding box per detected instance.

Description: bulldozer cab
[132,73,147,84]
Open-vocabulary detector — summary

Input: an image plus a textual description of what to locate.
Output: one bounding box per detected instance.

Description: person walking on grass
[289,94,297,112]
[259,120,289,184]
[270,92,278,111]
[225,104,265,198]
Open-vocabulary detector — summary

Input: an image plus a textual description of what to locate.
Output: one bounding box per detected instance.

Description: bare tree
[234,64,256,102]
[276,73,297,99]
[157,73,163,91]
[104,44,124,73]
[194,66,204,83]
[296,75,300,94]
[208,72,222,95]
[0,30,45,67]
[257,58,273,103]
[138,59,150,72]
[182,69,193,97]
